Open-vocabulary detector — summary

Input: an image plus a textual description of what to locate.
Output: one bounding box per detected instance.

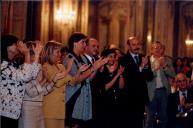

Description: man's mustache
[134,48,140,51]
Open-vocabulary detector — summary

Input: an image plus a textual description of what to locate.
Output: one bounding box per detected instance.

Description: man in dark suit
[81,38,100,128]
[167,73,193,128]
[120,37,153,128]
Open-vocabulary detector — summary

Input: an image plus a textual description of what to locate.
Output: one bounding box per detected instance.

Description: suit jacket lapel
[176,91,180,105]
[187,89,193,102]
[128,53,137,66]
[138,54,142,65]
[82,54,92,65]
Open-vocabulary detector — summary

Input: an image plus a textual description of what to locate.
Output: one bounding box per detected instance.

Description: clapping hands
[92,57,109,71]
[17,41,29,55]
[117,65,125,76]
[141,56,149,69]
[32,40,43,56]
[53,70,68,82]
[179,95,186,107]
[78,64,91,73]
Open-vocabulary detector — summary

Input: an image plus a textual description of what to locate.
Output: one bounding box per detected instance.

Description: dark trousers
[122,112,144,128]
[1,116,18,128]
[66,118,94,128]
[147,88,168,128]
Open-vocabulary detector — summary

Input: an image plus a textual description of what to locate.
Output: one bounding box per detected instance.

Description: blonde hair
[40,41,62,65]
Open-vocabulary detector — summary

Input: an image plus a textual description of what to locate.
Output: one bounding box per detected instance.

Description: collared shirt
[84,54,95,64]
[84,53,95,64]
[129,52,139,65]
[129,52,144,72]
[150,55,164,88]
[179,90,187,99]
[178,90,187,112]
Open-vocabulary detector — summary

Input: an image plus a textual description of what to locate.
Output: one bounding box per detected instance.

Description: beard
[134,48,140,52]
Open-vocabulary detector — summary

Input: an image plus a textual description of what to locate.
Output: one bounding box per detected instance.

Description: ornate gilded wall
[178,2,193,57]
[94,0,176,56]
[40,0,89,45]
[1,0,193,57]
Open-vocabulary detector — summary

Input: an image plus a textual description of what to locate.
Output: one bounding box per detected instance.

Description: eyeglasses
[152,43,163,49]
[176,79,187,83]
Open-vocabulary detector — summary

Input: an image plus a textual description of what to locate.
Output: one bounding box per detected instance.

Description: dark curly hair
[1,34,19,62]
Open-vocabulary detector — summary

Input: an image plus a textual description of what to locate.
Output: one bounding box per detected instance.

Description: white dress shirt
[150,55,164,88]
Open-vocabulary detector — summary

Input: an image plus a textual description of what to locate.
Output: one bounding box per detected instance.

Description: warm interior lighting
[147,35,152,42]
[185,33,193,56]
[147,31,152,43]
[55,8,76,24]
[129,36,135,40]
[185,33,193,45]
[55,9,63,22]
[185,40,193,45]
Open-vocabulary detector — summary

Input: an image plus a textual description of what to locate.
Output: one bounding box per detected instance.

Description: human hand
[180,95,186,107]
[185,103,193,110]
[158,56,165,67]
[141,56,148,68]
[53,70,67,82]
[79,64,90,72]
[117,65,125,76]
[92,57,109,71]
[33,40,43,57]
[17,41,29,55]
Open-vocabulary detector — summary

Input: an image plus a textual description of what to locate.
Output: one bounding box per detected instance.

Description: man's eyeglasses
[152,46,162,49]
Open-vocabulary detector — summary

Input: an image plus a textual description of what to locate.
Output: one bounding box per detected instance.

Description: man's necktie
[182,92,187,102]
[134,56,139,65]
[91,57,95,64]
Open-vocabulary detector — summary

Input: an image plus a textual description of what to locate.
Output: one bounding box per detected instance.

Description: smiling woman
[40,41,76,128]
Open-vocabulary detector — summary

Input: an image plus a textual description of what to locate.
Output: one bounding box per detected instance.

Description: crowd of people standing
[1,33,193,128]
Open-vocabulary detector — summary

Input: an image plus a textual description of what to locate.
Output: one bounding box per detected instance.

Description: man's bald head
[127,37,142,54]
[85,38,99,56]
[175,73,189,91]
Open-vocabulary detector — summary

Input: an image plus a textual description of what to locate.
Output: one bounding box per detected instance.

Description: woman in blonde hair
[40,41,77,128]
[40,41,92,128]
[19,41,66,128]
[41,40,107,128]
